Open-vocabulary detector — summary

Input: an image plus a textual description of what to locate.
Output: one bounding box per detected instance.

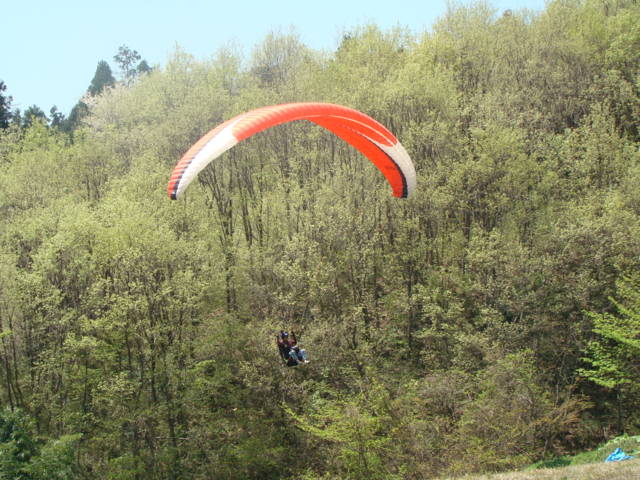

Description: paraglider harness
[277,330,306,367]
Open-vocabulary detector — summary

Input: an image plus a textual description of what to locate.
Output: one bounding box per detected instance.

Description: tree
[455,351,586,472]
[0,409,37,479]
[0,409,79,479]
[1,2,640,477]
[87,60,115,96]
[10,108,22,127]
[0,81,12,129]
[285,382,400,480]
[250,30,306,88]
[114,45,141,83]
[49,106,65,129]
[579,273,640,432]
[61,101,88,133]
[113,45,151,85]
[136,59,152,76]
[21,105,47,129]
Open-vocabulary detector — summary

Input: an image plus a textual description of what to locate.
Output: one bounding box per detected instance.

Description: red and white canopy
[168,102,416,199]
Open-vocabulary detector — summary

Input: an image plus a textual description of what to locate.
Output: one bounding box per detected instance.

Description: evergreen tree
[49,106,65,129]
[87,60,115,96]
[61,101,88,132]
[0,80,12,129]
[136,59,152,76]
[10,108,21,127]
[22,105,47,128]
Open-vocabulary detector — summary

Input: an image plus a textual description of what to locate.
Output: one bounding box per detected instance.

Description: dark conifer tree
[136,59,152,76]
[61,101,88,132]
[0,80,12,129]
[49,106,65,129]
[88,60,116,96]
[22,105,47,128]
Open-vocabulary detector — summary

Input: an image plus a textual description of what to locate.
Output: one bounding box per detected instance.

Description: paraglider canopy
[167,102,416,199]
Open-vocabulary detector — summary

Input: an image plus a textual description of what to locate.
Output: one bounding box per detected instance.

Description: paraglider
[167,102,416,199]
[167,103,416,368]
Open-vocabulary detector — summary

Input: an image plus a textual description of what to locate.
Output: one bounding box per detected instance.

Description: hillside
[1,1,639,478]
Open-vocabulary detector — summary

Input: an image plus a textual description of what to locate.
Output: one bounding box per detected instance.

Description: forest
[1,1,640,479]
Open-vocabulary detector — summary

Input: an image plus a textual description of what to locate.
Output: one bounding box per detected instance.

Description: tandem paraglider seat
[276,330,309,367]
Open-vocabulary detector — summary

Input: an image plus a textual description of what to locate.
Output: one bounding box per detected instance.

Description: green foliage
[579,273,640,431]
[0,409,79,480]
[88,61,116,97]
[0,409,37,478]
[570,434,640,465]
[0,1,639,478]
[285,380,403,480]
[528,434,640,469]
[0,81,12,129]
[113,45,150,86]
[21,106,47,129]
[581,274,640,389]
[453,351,587,473]
[25,434,81,480]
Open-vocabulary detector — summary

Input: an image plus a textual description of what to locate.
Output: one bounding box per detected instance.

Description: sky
[2,0,547,116]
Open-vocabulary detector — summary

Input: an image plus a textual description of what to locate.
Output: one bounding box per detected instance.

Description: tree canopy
[0,2,639,479]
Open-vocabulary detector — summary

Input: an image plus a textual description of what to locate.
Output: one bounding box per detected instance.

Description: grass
[442,436,640,480]
[442,458,640,480]
[528,435,640,468]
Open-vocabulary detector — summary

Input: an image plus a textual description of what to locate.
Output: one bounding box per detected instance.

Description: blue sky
[2,0,546,116]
